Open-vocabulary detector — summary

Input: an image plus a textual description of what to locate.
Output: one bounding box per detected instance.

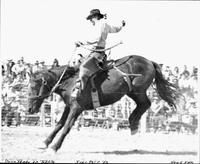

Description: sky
[1,0,200,68]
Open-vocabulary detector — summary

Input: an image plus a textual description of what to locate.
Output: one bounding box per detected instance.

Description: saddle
[90,57,142,109]
[97,59,115,71]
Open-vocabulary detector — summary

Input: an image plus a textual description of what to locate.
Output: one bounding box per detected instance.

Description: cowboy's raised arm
[106,20,126,33]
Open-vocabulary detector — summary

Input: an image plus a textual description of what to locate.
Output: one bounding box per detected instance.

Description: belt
[94,46,105,50]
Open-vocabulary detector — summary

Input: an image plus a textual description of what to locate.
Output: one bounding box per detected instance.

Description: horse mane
[48,65,78,81]
[32,65,78,82]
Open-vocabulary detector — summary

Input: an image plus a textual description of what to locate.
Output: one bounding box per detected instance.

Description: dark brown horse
[28,55,178,152]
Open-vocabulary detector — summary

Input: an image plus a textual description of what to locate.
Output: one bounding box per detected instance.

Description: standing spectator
[179,70,190,89]
[188,67,198,92]
[6,59,15,77]
[191,66,198,79]
[180,65,189,79]
[163,65,171,81]
[20,57,25,63]
[172,66,180,79]
[11,60,26,79]
[32,60,41,73]
[2,64,5,76]
[51,58,59,68]
[39,61,47,70]
[25,63,33,81]
[19,57,27,79]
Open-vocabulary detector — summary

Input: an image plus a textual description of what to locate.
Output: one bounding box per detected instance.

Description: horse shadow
[86,149,197,156]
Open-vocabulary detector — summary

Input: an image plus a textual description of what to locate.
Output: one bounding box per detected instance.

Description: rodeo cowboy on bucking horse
[71,9,126,98]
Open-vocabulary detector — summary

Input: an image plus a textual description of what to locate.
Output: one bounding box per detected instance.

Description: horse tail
[152,62,178,108]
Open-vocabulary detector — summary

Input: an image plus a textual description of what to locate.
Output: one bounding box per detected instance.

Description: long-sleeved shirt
[86,20,122,48]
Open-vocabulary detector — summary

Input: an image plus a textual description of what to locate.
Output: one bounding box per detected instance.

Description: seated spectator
[150,97,162,114]
[171,78,179,88]
[185,99,197,113]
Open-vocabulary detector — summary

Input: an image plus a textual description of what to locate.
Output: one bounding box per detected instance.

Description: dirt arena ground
[1,126,199,163]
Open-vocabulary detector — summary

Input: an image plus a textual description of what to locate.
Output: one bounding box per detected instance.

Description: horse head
[27,65,78,114]
[27,70,54,114]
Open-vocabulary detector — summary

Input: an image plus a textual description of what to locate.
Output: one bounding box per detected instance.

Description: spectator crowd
[1,58,60,126]
[1,56,198,131]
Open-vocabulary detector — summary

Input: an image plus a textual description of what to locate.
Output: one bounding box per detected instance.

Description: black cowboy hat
[86,9,104,20]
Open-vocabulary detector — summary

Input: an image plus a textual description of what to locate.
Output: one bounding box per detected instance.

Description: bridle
[28,77,54,100]
[28,66,68,100]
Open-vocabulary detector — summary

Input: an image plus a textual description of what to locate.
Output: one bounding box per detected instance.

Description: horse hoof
[131,129,138,135]
[38,142,48,149]
[46,148,56,156]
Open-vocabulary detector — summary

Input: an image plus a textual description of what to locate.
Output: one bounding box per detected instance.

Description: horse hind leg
[127,92,151,135]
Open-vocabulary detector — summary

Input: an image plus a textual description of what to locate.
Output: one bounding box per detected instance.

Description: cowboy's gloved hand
[122,20,126,27]
[75,41,84,47]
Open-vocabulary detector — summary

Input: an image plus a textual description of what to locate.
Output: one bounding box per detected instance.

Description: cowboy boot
[71,80,81,98]
[80,76,88,91]
[71,76,88,98]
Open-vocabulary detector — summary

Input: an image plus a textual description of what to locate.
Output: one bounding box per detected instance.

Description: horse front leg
[50,101,82,152]
[41,106,70,149]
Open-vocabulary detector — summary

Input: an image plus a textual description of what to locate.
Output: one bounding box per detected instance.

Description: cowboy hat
[86,9,104,20]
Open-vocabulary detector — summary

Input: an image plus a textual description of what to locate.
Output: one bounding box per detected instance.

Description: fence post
[40,104,45,127]
[140,111,147,133]
[51,102,56,127]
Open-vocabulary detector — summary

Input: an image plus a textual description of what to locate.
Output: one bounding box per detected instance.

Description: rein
[80,41,123,52]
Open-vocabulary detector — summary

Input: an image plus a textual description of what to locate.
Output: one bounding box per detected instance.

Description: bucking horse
[27,53,179,153]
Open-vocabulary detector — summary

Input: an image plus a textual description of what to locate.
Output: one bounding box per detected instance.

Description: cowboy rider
[71,9,126,97]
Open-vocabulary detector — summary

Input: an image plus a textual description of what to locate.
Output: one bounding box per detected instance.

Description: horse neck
[44,69,62,89]
[48,65,79,92]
